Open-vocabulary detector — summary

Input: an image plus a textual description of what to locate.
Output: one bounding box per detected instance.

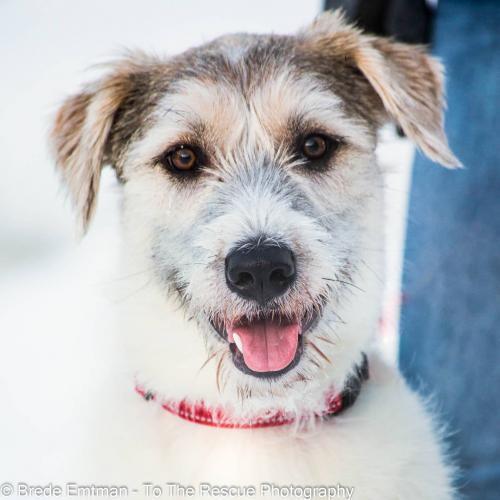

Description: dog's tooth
[233,333,244,354]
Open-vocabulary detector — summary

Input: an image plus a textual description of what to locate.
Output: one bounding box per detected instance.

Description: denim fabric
[399,1,500,499]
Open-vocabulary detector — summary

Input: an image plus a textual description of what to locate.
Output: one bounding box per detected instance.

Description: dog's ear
[50,58,144,233]
[303,11,461,168]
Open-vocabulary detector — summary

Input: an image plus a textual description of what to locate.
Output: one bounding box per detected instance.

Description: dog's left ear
[303,11,461,168]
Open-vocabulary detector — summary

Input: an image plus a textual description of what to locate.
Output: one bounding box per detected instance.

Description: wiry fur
[50,11,458,499]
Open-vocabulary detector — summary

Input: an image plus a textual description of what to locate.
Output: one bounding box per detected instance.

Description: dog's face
[51,13,458,406]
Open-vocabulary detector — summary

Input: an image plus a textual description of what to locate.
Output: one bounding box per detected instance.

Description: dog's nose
[225,244,296,304]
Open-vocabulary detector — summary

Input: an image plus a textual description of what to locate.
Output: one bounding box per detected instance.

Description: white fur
[55,342,452,500]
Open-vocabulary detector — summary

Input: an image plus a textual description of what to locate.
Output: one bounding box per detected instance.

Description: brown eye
[169,145,198,171]
[302,134,328,160]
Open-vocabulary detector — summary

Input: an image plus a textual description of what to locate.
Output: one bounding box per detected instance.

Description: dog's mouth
[211,312,319,378]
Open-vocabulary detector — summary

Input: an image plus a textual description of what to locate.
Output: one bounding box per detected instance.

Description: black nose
[225,244,296,305]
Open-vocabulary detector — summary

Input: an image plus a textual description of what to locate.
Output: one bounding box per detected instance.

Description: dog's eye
[300,134,342,166]
[167,145,198,172]
[302,135,327,159]
[302,134,337,161]
[159,145,200,175]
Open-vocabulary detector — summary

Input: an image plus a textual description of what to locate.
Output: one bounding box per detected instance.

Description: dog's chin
[211,311,320,379]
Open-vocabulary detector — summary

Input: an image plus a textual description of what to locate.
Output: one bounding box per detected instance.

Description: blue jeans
[399,1,500,499]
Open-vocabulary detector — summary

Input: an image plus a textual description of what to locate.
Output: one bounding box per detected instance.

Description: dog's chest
[81,365,452,500]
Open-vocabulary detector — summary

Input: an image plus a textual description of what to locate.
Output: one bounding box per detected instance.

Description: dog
[50,10,460,500]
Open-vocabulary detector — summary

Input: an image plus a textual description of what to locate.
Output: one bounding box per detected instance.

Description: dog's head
[51,12,458,412]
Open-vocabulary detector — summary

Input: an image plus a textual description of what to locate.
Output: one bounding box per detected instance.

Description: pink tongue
[228,319,300,373]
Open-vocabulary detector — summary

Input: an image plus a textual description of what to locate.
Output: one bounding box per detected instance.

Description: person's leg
[399,1,500,498]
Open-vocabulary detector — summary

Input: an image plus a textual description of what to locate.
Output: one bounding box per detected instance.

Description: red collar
[136,354,368,429]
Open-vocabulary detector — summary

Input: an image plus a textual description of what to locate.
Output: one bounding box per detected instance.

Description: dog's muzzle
[213,241,316,378]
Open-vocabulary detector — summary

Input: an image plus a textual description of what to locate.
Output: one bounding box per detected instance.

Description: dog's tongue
[228,319,300,373]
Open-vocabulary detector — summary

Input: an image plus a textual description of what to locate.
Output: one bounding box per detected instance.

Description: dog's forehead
[122,34,379,164]
[164,32,380,123]
[159,71,342,145]
[142,44,372,155]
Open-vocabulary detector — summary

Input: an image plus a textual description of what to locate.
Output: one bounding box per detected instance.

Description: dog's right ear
[50,57,147,234]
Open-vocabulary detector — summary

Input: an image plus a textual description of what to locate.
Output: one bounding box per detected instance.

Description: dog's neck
[135,354,369,428]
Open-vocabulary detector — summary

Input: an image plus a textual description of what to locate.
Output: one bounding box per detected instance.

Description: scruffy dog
[51,11,459,500]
